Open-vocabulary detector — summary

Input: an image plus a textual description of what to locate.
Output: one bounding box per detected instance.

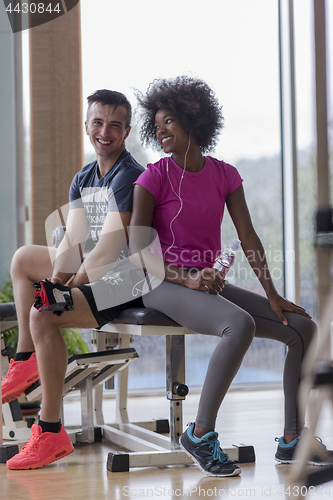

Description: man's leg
[6,288,99,470]
[2,245,57,403]
[29,288,99,423]
[10,245,57,353]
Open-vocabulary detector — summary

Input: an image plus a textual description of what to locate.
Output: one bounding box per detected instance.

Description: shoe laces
[20,431,41,455]
[315,436,328,451]
[207,435,230,464]
[2,359,15,381]
[302,428,329,452]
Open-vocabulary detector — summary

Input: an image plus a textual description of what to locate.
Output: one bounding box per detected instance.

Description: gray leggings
[142,280,316,434]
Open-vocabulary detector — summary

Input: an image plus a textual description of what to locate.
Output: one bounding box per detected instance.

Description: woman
[129,76,320,477]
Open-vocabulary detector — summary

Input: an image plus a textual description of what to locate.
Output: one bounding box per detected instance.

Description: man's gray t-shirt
[69,149,144,244]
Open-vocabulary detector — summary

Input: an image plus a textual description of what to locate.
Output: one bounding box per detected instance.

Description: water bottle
[213,239,241,278]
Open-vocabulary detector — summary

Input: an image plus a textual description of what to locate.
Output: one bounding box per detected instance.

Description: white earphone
[164,132,191,259]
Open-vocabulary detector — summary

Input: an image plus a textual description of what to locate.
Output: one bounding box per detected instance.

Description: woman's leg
[222,283,317,437]
[143,280,255,431]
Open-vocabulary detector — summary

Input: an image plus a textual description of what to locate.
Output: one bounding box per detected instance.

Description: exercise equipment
[1,302,256,470]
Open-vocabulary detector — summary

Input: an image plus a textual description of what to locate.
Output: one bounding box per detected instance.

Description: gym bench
[1,301,255,470]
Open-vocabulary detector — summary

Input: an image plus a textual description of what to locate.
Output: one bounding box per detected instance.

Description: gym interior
[1,1,333,498]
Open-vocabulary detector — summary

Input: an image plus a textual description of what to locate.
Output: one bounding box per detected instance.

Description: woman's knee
[225,311,256,346]
[285,313,317,351]
[242,313,256,343]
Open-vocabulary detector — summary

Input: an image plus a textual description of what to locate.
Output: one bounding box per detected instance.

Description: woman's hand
[267,292,312,326]
[185,268,224,294]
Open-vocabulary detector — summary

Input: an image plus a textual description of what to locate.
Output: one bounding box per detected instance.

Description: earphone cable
[164,133,191,259]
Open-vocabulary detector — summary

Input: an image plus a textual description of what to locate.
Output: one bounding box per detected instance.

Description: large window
[79,0,311,390]
[327,0,333,219]
[294,0,332,320]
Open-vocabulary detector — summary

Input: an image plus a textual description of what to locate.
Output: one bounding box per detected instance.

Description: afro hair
[136,76,224,153]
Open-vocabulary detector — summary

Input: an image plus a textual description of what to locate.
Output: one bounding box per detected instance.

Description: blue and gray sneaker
[275,432,333,465]
[179,423,241,477]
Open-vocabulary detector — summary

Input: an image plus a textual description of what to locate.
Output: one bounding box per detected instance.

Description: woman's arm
[226,184,311,324]
[129,185,223,294]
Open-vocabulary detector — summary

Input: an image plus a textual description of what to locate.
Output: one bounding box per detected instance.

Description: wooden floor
[1,387,333,500]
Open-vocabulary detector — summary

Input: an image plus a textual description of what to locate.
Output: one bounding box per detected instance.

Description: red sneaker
[6,424,74,469]
[2,353,39,404]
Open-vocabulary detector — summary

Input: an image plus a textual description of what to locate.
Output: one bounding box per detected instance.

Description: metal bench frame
[1,303,255,470]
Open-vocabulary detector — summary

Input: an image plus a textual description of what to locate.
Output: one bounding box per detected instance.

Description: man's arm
[69,210,132,287]
[51,208,90,285]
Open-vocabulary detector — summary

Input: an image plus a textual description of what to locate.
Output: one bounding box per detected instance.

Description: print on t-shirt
[80,186,118,244]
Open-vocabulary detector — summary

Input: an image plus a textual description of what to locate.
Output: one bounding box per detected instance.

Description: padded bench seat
[0,302,180,329]
[112,307,180,327]
[0,302,17,335]
[0,302,16,322]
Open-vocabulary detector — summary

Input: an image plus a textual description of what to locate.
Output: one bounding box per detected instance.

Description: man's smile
[97,138,112,145]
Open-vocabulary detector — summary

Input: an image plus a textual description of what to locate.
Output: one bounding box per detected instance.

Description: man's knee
[11,245,33,275]
[11,245,43,276]
[11,245,55,280]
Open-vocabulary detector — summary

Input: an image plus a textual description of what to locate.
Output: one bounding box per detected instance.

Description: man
[2,90,145,469]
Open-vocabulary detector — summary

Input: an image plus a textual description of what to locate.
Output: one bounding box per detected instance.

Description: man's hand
[33,279,74,316]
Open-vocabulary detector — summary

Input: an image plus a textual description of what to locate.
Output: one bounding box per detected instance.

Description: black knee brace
[33,279,74,316]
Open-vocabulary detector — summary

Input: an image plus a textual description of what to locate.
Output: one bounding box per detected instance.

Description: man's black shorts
[78,284,144,328]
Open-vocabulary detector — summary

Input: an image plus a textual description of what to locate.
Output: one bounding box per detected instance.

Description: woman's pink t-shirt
[134,156,243,270]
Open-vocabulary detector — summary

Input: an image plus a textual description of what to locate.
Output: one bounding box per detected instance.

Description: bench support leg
[115,334,131,424]
[166,335,186,449]
[76,376,95,443]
